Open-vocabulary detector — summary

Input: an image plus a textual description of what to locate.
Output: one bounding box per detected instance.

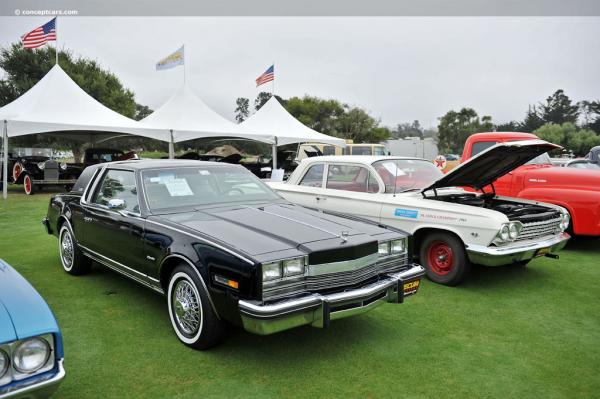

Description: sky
[1,16,599,129]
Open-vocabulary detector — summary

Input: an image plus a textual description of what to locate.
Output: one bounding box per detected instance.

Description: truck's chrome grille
[516,217,562,242]
[261,254,408,302]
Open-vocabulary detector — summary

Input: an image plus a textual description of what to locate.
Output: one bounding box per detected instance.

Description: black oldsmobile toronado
[44,160,424,349]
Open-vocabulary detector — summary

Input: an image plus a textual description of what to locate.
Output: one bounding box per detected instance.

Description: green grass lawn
[1,187,599,398]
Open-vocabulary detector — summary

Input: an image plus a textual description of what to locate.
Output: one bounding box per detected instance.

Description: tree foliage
[437,108,494,153]
[540,89,579,125]
[392,120,423,138]
[234,97,250,123]
[534,123,600,156]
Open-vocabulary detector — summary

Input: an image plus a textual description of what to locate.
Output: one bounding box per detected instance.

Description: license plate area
[402,279,421,297]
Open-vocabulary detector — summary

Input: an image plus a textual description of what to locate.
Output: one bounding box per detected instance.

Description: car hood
[424,139,561,191]
[156,202,385,257]
[0,260,60,342]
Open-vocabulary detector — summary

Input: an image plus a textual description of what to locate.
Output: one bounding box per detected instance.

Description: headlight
[13,337,51,374]
[0,349,8,378]
[378,242,390,256]
[60,162,67,170]
[282,257,305,277]
[390,239,406,254]
[499,225,510,241]
[37,162,46,170]
[262,261,282,281]
[561,211,570,231]
[508,222,522,240]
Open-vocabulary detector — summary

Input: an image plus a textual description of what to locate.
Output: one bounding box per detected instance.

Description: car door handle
[316,196,327,201]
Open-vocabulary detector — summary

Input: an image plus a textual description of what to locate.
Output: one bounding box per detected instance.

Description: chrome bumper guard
[466,232,570,267]
[0,359,65,399]
[238,263,425,335]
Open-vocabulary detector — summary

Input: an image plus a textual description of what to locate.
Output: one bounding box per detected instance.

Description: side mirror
[107,198,126,210]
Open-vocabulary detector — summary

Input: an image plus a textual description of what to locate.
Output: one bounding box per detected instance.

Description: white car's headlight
[390,239,406,254]
[561,211,570,231]
[499,225,510,241]
[262,261,282,281]
[13,337,51,374]
[0,349,8,378]
[508,222,522,240]
[282,257,305,277]
[37,162,46,170]
[378,241,390,256]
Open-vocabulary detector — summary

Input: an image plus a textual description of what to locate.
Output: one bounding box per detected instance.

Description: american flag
[255,65,274,87]
[21,18,57,49]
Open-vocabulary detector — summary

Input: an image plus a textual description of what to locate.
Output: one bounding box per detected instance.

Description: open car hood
[422,139,561,192]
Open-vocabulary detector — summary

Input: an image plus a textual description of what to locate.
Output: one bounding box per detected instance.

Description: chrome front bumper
[0,359,65,399]
[238,264,425,335]
[466,232,570,267]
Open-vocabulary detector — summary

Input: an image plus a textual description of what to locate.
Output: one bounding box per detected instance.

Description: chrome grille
[262,254,408,302]
[516,217,562,242]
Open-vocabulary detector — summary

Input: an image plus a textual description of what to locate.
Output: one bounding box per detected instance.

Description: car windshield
[570,161,600,169]
[372,159,443,193]
[525,152,552,165]
[142,165,280,211]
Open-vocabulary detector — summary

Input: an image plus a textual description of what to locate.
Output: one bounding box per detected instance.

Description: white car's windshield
[525,152,552,166]
[142,165,280,211]
[373,159,443,193]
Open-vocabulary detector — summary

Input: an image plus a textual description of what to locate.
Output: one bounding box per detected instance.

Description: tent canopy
[140,85,272,144]
[239,97,346,147]
[0,65,167,141]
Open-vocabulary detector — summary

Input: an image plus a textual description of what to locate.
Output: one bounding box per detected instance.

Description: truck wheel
[23,175,35,195]
[420,232,470,286]
[167,264,223,350]
[58,224,91,275]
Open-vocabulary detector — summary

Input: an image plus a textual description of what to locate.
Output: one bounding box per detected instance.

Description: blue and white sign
[394,208,418,218]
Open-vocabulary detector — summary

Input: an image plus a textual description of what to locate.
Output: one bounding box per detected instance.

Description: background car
[0,259,65,398]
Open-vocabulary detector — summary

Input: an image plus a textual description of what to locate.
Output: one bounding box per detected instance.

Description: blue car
[0,260,65,398]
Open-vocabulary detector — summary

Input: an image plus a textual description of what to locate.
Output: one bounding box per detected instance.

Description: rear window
[471,141,498,156]
[72,166,99,193]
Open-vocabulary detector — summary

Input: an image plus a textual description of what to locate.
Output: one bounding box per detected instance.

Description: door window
[299,164,324,187]
[92,169,139,213]
[326,164,378,193]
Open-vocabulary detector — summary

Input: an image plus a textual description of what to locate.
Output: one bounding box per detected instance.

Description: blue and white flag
[156,46,184,71]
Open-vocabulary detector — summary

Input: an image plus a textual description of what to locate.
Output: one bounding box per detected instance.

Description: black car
[44,160,424,349]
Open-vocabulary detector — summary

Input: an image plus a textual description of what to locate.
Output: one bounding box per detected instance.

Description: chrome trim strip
[306,253,379,276]
[0,359,65,399]
[145,219,255,265]
[160,254,221,320]
[468,232,569,256]
[78,244,163,294]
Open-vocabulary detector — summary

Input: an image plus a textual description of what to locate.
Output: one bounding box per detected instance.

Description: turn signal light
[214,275,239,289]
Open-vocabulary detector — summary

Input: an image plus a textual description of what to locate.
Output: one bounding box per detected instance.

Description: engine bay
[432,193,561,223]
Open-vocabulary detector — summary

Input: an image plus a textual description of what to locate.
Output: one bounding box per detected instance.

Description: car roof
[100,159,229,170]
[468,132,539,141]
[300,155,427,165]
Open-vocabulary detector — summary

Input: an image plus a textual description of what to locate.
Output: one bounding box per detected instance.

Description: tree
[579,100,600,135]
[517,105,545,132]
[254,91,272,111]
[134,104,153,121]
[540,89,579,125]
[234,97,249,123]
[534,123,600,156]
[437,108,494,153]
[393,120,423,138]
[495,121,520,132]
[0,43,159,157]
[285,96,345,135]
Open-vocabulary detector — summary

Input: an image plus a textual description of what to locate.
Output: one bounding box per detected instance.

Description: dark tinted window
[92,169,140,213]
[471,141,497,156]
[72,166,99,193]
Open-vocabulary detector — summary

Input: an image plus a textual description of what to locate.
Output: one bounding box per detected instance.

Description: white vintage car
[269,140,571,285]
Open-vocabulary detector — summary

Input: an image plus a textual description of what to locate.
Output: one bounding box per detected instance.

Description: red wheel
[23,174,35,195]
[419,232,470,286]
[427,241,454,276]
[13,162,23,181]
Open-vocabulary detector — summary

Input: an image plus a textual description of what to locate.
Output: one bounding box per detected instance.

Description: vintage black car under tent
[0,65,168,198]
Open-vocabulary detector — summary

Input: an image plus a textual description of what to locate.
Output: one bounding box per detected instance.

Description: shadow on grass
[459,262,542,290]
[564,236,600,253]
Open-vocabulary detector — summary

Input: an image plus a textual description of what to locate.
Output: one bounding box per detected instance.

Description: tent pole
[2,120,8,200]
[272,137,278,170]
[169,130,175,159]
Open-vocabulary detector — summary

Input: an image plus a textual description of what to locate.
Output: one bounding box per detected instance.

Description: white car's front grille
[516,217,562,241]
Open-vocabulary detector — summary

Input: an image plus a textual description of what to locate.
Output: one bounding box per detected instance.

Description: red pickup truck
[460,132,600,236]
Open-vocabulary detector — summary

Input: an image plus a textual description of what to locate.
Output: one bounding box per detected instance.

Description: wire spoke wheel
[60,229,74,269]
[172,279,202,336]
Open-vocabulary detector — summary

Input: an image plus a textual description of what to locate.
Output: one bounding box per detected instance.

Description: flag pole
[183,44,186,85]
[2,120,8,200]
[55,17,58,65]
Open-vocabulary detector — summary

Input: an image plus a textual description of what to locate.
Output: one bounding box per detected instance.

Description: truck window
[471,141,498,156]
[350,146,373,155]
[322,146,336,156]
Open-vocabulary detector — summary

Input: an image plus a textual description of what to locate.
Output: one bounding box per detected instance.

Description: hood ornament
[340,231,349,243]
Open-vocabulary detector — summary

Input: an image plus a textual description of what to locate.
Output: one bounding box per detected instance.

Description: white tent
[238,97,346,167]
[0,64,168,198]
[139,85,273,156]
